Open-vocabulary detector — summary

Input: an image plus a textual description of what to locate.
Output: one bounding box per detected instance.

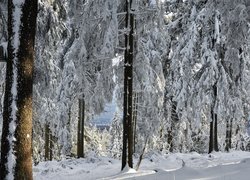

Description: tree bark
[127,0,134,168]
[133,92,138,153]
[0,1,38,179]
[209,83,218,154]
[77,98,85,158]
[225,119,230,152]
[209,120,214,153]
[45,124,50,161]
[214,114,218,151]
[45,123,53,161]
[225,118,233,152]
[49,130,53,161]
[121,0,129,170]
[0,45,7,62]
[229,118,233,149]
[122,0,134,170]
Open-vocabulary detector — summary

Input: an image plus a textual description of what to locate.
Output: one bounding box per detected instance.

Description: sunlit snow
[34,151,250,180]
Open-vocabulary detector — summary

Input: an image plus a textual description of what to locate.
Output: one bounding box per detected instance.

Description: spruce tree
[0,0,38,179]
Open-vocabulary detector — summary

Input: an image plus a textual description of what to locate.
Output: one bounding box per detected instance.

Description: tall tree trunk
[133,92,138,153]
[0,1,38,179]
[127,1,134,168]
[225,118,233,152]
[122,0,134,170]
[209,83,218,153]
[121,0,129,169]
[49,130,53,161]
[167,128,173,152]
[45,123,53,161]
[214,114,218,151]
[209,112,219,153]
[229,118,233,149]
[77,98,85,158]
[65,106,72,156]
[45,124,50,161]
[209,120,214,153]
[225,119,230,152]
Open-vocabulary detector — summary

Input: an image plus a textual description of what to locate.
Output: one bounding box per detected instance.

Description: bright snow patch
[34,151,250,180]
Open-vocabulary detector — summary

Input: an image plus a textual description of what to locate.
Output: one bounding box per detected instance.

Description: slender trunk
[209,83,218,153]
[209,120,214,153]
[225,118,233,152]
[229,118,233,149]
[214,114,218,151]
[122,0,134,170]
[133,92,138,153]
[127,0,134,168]
[213,83,218,152]
[49,130,53,161]
[167,128,173,152]
[45,124,50,161]
[77,98,85,158]
[121,61,128,170]
[225,119,230,152]
[169,99,179,152]
[45,124,53,161]
[209,114,219,153]
[122,0,129,169]
[0,1,38,179]
[65,107,72,156]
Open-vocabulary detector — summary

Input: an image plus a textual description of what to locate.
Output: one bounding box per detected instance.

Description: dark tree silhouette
[122,0,135,170]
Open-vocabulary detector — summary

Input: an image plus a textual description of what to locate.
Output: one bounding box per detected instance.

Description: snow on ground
[34,151,250,180]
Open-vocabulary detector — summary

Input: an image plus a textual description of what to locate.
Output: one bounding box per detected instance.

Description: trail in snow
[34,151,250,180]
[126,159,250,180]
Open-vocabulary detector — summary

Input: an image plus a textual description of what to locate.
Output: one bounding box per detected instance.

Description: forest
[1,0,250,179]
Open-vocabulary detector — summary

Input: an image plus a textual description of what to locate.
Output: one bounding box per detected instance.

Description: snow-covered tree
[33,0,118,160]
[0,0,38,179]
[165,0,250,153]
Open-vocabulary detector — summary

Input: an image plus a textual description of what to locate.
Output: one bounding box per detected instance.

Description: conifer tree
[0,1,38,179]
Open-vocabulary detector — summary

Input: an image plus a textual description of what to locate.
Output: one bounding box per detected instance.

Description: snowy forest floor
[33,151,250,180]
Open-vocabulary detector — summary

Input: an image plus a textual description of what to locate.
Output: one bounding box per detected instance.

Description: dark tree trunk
[122,0,134,170]
[167,128,173,152]
[225,118,233,152]
[133,92,138,153]
[121,0,129,169]
[49,130,53,161]
[77,98,85,158]
[45,124,50,161]
[209,83,218,154]
[214,114,218,151]
[65,106,72,156]
[127,2,134,168]
[229,118,233,149]
[0,1,38,179]
[225,119,230,152]
[209,120,214,153]
[45,123,53,161]
[122,88,128,170]
[168,99,179,152]
[0,45,7,62]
